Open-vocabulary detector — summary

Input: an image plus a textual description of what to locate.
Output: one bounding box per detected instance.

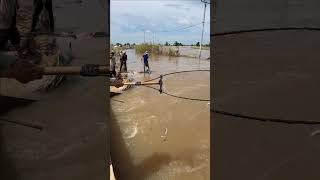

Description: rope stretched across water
[212,109,320,125]
[143,69,210,102]
[211,27,320,124]
[213,26,320,37]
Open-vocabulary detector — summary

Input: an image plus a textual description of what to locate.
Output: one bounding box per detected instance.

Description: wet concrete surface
[0,0,108,179]
[111,49,210,179]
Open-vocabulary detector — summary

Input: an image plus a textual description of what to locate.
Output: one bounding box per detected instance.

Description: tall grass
[165,47,179,57]
[135,43,160,54]
[135,43,179,57]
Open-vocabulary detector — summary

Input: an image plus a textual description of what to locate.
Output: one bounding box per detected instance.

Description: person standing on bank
[31,0,54,32]
[119,50,127,72]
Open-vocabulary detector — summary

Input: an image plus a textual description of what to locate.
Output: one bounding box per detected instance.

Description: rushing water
[110,49,210,180]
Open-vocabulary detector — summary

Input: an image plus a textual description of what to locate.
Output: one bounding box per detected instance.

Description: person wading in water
[31,0,54,32]
[119,50,127,73]
[142,51,150,74]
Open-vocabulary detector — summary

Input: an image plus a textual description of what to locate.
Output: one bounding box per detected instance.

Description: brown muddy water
[111,49,210,180]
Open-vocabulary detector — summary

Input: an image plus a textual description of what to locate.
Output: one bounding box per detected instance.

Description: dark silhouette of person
[119,51,127,72]
[31,0,54,32]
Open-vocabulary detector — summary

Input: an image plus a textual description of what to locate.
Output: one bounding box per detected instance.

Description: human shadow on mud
[110,110,172,180]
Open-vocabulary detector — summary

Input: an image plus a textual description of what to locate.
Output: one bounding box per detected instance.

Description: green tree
[196,42,200,46]
[165,42,169,46]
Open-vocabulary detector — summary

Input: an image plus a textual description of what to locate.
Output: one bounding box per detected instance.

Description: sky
[111,0,210,45]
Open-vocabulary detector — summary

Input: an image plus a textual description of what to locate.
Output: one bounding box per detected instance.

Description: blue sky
[111,0,210,45]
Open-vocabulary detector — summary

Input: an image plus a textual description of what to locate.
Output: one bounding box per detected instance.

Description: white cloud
[111,0,210,44]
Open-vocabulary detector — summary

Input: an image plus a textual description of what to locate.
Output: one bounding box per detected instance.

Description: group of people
[110,49,151,78]
[0,0,54,83]
[109,50,128,77]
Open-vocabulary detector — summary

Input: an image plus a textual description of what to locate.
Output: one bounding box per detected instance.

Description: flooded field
[111,49,210,180]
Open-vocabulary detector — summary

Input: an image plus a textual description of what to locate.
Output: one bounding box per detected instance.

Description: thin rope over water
[212,109,320,125]
[144,69,210,102]
[213,27,320,37]
[212,27,320,125]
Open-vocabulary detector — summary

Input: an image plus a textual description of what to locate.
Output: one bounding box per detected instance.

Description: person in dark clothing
[31,0,54,32]
[142,51,150,74]
[110,51,116,77]
[119,51,127,72]
[0,0,20,50]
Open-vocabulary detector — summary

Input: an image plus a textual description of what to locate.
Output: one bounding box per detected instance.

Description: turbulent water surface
[111,49,210,180]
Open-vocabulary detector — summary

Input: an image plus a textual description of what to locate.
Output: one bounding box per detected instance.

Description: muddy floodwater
[110,49,210,180]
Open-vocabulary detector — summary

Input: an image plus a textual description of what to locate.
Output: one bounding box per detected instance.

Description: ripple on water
[147,160,208,180]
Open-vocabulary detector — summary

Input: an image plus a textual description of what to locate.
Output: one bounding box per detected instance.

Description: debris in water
[161,127,168,142]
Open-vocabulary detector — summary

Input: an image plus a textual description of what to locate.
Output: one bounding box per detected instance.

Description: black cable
[213,27,320,37]
[211,27,320,125]
[0,118,43,130]
[212,109,320,125]
[142,69,210,101]
[156,23,203,33]
[145,69,210,82]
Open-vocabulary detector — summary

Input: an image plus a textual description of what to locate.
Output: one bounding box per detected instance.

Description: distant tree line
[112,41,210,47]
[164,41,210,47]
[111,43,136,47]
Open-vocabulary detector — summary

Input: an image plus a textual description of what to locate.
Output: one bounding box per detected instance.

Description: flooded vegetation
[134,43,179,57]
[111,49,210,179]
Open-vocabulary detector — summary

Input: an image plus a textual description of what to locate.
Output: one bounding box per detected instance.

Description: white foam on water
[123,123,138,139]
